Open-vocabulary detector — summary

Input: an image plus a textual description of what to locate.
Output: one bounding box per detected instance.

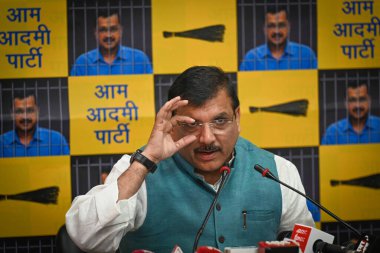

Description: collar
[92,46,125,63]
[6,127,41,145]
[344,116,373,132]
[261,41,293,58]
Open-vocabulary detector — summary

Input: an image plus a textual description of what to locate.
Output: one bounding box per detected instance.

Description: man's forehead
[347,85,368,96]
[266,10,287,22]
[14,96,36,107]
[98,14,119,26]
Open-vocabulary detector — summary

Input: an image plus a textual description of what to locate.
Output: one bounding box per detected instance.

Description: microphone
[253,164,362,239]
[291,223,334,253]
[192,165,231,253]
[254,164,380,253]
[195,246,222,253]
[313,240,356,253]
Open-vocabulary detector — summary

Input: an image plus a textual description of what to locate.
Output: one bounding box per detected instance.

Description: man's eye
[187,122,199,128]
[14,109,24,114]
[26,108,36,114]
[214,119,227,125]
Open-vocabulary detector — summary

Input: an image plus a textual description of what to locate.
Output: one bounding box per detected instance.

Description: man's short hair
[168,66,240,111]
[10,90,37,111]
[97,9,119,19]
[266,5,289,16]
[13,89,36,101]
[347,82,368,90]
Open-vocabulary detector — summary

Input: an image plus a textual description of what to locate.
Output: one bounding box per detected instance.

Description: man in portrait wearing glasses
[321,83,380,145]
[66,66,314,253]
[70,10,152,76]
[239,6,317,71]
[0,90,70,157]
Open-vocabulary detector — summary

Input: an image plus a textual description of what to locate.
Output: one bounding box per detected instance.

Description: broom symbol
[0,186,59,205]
[163,24,225,42]
[330,173,380,189]
[249,99,309,117]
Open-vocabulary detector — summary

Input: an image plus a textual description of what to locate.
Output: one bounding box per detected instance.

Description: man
[70,10,152,76]
[0,90,70,157]
[240,6,317,71]
[66,66,314,252]
[322,83,380,145]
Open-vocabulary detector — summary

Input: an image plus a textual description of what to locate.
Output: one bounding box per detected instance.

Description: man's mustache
[20,119,33,124]
[271,33,283,39]
[353,107,365,113]
[195,145,221,153]
[103,37,115,43]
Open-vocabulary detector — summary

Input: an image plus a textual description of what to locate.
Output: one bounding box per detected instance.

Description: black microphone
[192,165,231,253]
[313,239,355,253]
[253,164,362,239]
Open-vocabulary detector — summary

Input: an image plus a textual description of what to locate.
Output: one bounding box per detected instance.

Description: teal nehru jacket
[119,137,282,252]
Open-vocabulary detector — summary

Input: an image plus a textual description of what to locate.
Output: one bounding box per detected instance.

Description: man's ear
[10,107,15,120]
[36,105,40,118]
[235,106,241,132]
[344,96,349,110]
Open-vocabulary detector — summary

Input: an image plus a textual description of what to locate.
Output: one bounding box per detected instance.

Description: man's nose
[198,124,216,144]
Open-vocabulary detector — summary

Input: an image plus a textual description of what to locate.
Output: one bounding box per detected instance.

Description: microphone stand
[253,164,363,239]
[192,166,231,253]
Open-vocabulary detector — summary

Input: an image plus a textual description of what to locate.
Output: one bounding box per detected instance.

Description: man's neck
[196,151,235,185]
[349,116,368,133]
[268,43,286,60]
[196,169,222,185]
[17,128,35,146]
[100,47,119,64]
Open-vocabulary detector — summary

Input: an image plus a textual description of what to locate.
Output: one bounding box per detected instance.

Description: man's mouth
[20,119,32,125]
[194,146,221,160]
[103,38,115,44]
[271,33,283,40]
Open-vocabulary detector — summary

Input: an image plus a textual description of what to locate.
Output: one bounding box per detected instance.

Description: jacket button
[216,203,221,211]
[218,236,225,243]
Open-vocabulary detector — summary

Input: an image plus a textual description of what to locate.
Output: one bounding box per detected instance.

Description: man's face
[13,95,38,133]
[96,14,122,52]
[265,10,289,48]
[172,89,240,173]
[346,85,370,121]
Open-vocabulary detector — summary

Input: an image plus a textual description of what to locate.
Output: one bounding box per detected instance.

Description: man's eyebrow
[213,112,230,119]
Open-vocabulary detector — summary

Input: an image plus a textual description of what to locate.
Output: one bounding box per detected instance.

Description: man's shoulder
[326,118,349,132]
[120,46,148,58]
[246,44,267,57]
[368,115,380,128]
[75,48,99,62]
[0,130,16,143]
[288,41,314,53]
[236,137,274,158]
[369,115,380,122]
[37,127,66,139]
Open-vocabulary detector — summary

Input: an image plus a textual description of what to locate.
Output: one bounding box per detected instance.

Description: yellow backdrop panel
[69,75,155,155]
[238,70,319,148]
[318,0,380,69]
[0,156,71,237]
[320,144,380,222]
[0,0,68,78]
[152,0,237,74]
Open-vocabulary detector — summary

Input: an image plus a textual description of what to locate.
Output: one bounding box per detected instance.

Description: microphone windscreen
[219,166,231,175]
[196,246,222,253]
[254,164,265,174]
[291,224,334,253]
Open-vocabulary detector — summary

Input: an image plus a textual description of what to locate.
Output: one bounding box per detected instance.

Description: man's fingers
[157,97,188,119]
[170,115,194,126]
[175,135,197,150]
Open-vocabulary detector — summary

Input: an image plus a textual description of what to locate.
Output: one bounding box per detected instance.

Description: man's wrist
[140,150,160,164]
[130,149,157,173]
